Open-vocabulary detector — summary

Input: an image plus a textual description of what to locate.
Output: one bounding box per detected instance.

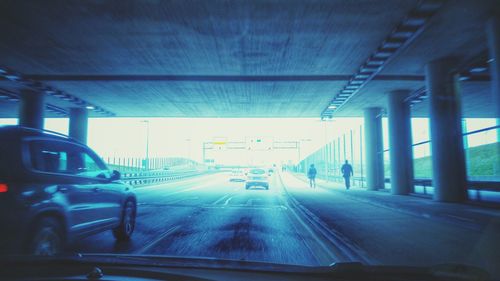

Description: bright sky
[0,118,336,165]
[0,117,496,165]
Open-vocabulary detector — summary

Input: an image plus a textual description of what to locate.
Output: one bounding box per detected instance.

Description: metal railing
[300,122,498,195]
[311,172,499,202]
[121,169,215,187]
[104,156,202,173]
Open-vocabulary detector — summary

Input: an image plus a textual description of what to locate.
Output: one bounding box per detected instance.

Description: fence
[121,169,214,187]
[295,122,500,202]
[103,156,202,173]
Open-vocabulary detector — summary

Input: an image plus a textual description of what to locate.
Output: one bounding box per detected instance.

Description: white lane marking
[136,225,180,254]
[165,196,199,205]
[223,196,234,206]
[149,180,219,198]
[137,174,218,190]
[201,205,276,210]
[444,214,475,222]
[212,194,230,205]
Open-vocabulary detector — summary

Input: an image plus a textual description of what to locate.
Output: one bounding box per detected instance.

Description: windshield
[0,1,499,279]
[249,169,266,175]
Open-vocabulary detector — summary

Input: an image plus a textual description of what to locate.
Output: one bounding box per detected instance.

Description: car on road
[0,126,137,256]
[245,168,269,190]
[229,169,246,182]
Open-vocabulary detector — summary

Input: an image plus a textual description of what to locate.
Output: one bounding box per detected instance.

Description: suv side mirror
[110,170,121,181]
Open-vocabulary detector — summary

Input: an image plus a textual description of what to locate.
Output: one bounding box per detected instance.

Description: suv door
[77,149,123,227]
[28,139,103,235]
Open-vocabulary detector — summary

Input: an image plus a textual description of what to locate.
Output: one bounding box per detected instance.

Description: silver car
[245,168,269,190]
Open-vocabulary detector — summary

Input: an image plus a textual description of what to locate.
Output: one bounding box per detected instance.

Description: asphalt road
[70,172,329,265]
[69,171,500,276]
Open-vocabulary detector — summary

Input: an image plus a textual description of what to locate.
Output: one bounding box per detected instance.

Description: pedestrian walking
[341,160,353,189]
[307,164,317,188]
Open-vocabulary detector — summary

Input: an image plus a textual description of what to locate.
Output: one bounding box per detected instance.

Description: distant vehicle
[229,169,245,182]
[0,126,137,256]
[245,168,269,190]
[268,168,274,176]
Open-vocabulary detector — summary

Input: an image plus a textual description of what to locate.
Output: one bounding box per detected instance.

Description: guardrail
[390,178,500,201]
[121,170,213,186]
[314,173,500,202]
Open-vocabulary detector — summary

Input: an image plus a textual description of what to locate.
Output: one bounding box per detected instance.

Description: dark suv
[0,126,137,255]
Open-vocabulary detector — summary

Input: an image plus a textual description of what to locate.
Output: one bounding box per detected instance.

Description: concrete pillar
[69,107,89,144]
[486,17,500,175]
[487,17,500,119]
[425,57,467,202]
[19,89,44,129]
[387,90,414,195]
[364,107,385,190]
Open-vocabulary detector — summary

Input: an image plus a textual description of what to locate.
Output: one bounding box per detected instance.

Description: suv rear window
[29,140,107,176]
[249,169,266,174]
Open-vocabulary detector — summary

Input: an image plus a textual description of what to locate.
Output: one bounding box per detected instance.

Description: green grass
[412,142,499,178]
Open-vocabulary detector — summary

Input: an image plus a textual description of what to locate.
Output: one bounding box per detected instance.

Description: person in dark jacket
[341,160,353,189]
[307,164,317,188]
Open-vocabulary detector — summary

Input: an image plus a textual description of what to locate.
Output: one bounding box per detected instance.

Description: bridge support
[426,58,467,202]
[19,89,45,129]
[487,17,500,120]
[388,90,414,195]
[69,107,89,144]
[364,107,385,191]
[486,17,500,174]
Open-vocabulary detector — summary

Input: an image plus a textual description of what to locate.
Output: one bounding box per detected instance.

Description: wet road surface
[70,171,500,276]
[70,172,325,265]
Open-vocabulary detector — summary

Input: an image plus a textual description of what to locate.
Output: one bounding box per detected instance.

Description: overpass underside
[0,0,499,202]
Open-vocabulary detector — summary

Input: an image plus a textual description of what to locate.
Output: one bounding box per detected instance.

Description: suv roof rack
[7,125,85,146]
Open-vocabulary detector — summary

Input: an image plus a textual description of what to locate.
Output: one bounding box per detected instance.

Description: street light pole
[185,138,192,166]
[141,120,150,170]
[202,142,206,164]
[297,141,301,164]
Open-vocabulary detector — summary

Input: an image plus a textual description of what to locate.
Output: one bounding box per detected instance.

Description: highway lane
[68,170,500,275]
[280,172,500,276]
[69,172,328,265]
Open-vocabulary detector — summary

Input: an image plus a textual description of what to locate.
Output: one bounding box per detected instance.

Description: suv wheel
[29,217,64,256]
[113,200,136,241]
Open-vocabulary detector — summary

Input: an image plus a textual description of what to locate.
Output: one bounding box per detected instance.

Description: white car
[245,168,269,190]
[229,169,246,182]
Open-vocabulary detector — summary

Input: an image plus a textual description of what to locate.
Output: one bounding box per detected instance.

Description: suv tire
[29,217,64,256]
[113,200,136,241]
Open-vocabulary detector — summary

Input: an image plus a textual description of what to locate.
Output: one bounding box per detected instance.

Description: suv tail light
[0,183,8,193]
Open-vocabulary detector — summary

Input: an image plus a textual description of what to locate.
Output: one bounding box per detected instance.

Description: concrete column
[69,107,89,144]
[364,107,385,190]
[487,17,500,120]
[486,17,500,175]
[425,57,467,202]
[19,89,44,129]
[387,90,414,195]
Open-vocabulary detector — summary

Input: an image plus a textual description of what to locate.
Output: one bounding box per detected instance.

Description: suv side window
[30,141,70,173]
[29,139,108,178]
[77,152,108,178]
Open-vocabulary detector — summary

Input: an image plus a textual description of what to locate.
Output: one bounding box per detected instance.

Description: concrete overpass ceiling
[380,0,499,76]
[334,79,494,118]
[0,0,417,75]
[0,0,497,118]
[405,82,494,119]
[45,80,347,117]
[334,80,422,117]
